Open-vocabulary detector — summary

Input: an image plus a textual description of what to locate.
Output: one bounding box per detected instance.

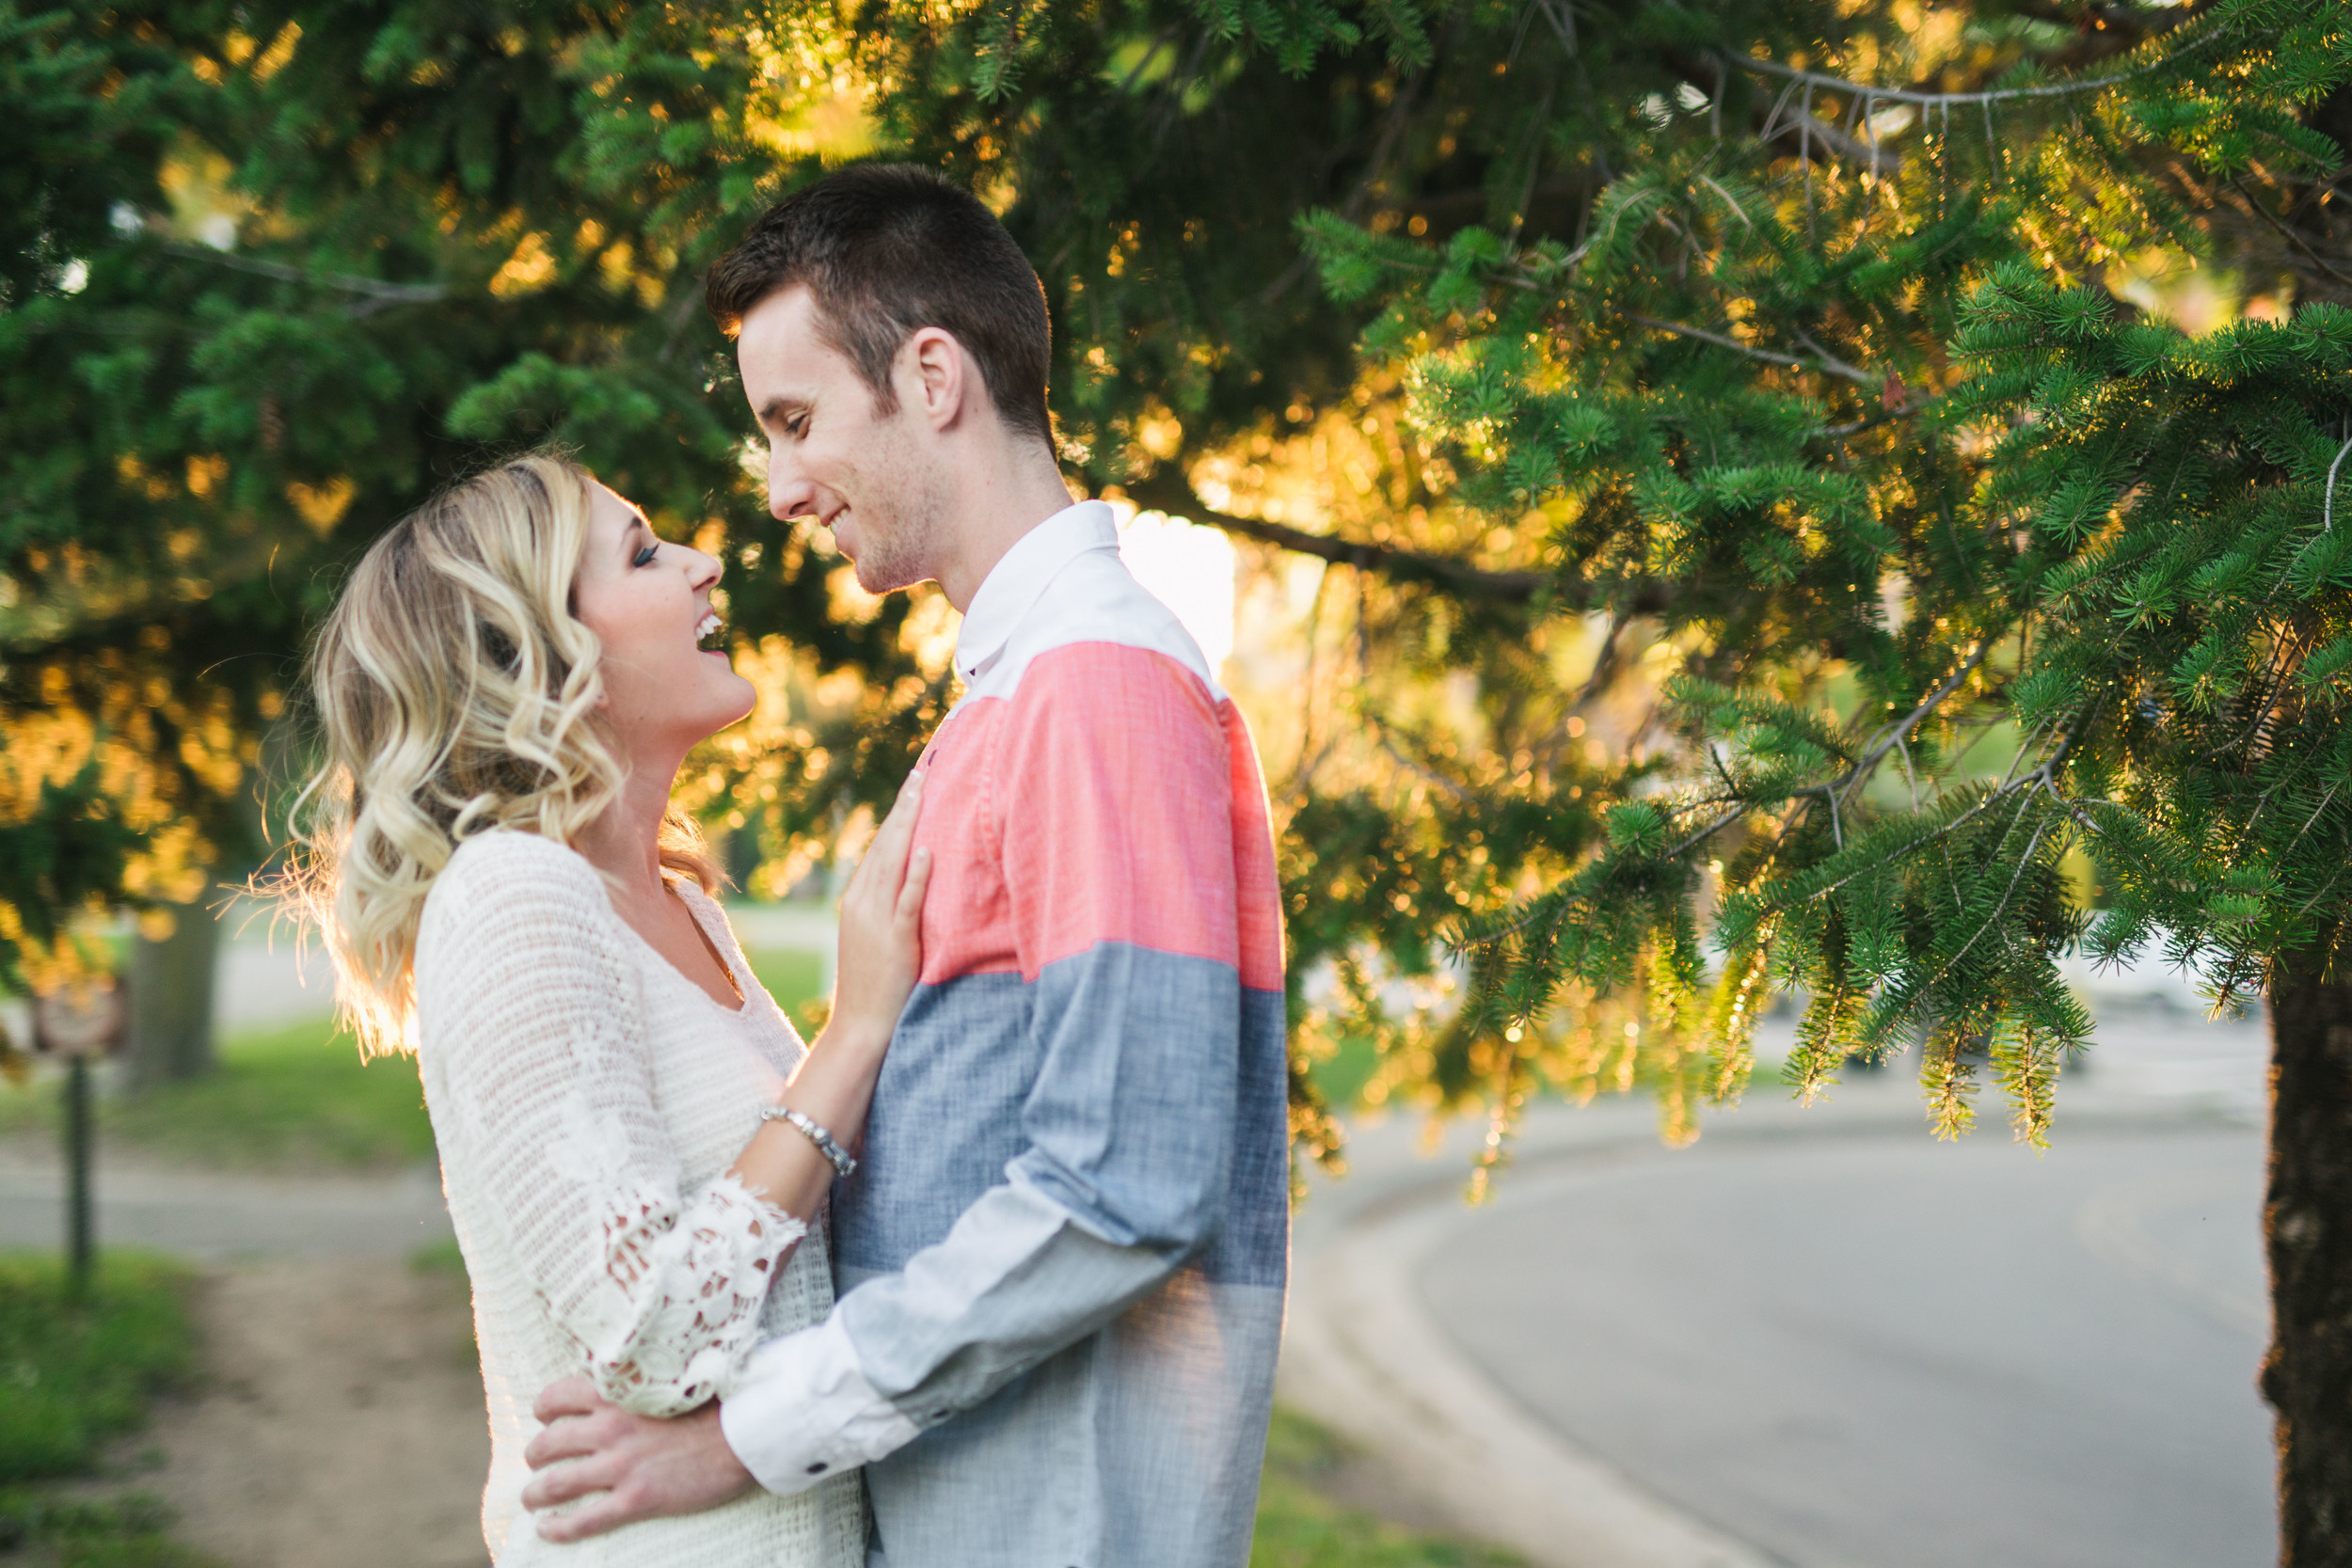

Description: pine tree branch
[1569,642,1995,867]
[1123,477,1677,612]
[1790,325,1870,385]
[1815,394,1940,439]
[1667,803,1750,859]
[1658,47,1898,175]
[1628,313,1878,387]
[2229,173,2352,290]
[1835,641,1994,811]
[1933,814,2053,981]
[1724,48,2152,110]
[1702,21,2233,182]
[2277,777,2345,865]
[159,242,449,310]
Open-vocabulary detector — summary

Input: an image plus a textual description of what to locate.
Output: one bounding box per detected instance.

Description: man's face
[738,284,946,594]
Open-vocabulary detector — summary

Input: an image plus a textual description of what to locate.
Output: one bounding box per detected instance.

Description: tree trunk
[2264,942,2352,1563]
[123,901,220,1090]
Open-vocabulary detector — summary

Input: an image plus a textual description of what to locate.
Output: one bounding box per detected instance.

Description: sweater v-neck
[610,880,749,1015]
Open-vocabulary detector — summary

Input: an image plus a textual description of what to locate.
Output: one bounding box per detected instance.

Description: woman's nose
[688,546,723,589]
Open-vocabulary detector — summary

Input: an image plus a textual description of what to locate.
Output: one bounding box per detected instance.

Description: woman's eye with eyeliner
[632,544,659,567]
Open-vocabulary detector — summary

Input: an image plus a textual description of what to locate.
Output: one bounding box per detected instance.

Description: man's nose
[767,456,817,523]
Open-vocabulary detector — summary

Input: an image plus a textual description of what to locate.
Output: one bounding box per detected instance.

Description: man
[520,164,1290,1568]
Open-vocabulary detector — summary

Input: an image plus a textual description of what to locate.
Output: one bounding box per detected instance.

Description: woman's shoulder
[421,829,609,940]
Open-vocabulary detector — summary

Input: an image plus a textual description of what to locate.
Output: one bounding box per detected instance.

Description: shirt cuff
[718,1311,922,1496]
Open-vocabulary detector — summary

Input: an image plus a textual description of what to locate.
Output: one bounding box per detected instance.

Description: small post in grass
[33,978,125,1301]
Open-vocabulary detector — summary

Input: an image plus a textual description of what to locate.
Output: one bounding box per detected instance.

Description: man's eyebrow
[755,396,803,428]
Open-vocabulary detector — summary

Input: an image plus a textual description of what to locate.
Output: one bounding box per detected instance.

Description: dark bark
[2264,941,2352,1563]
[123,900,219,1089]
[1124,475,1679,615]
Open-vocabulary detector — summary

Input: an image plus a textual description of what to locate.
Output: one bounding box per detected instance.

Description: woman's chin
[648,671,758,748]
[711,671,757,730]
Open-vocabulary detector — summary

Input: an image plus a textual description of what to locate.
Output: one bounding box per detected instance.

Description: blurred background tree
[8,0,2352,1547]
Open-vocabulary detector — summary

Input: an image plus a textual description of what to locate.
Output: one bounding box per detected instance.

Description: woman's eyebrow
[621,515,651,558]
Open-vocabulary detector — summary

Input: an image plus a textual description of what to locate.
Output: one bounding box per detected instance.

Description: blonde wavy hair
[284,454,718,1058]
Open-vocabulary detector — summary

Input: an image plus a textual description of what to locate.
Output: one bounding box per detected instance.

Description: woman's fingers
[896,847,933,929]
[847,772,927,912]
[870,771,927,871]
[829,771,930,1033]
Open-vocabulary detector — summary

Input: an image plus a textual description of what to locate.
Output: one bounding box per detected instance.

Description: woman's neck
[571,749,683,903]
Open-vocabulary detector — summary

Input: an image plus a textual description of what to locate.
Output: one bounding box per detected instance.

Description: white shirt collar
[954,500,1119,684]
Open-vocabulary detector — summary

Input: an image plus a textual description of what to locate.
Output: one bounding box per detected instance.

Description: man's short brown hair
[706,164,1053,444]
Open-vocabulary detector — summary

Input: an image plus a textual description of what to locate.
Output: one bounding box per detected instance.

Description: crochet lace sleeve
[416,834,804,1418]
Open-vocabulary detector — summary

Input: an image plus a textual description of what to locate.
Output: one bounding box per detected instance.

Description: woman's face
[570,480,755,765]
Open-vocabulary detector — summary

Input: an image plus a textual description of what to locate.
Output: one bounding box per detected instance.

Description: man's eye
[632,543,659,567]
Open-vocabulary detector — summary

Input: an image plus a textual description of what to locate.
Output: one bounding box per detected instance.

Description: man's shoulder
[980,550,1223,705]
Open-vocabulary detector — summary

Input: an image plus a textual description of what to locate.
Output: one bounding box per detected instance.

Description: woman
[288,454,929,1564]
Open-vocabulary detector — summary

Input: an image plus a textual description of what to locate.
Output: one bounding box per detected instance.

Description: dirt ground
[99,1259,493,1568]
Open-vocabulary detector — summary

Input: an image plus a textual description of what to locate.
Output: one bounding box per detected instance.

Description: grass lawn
[1251,1408,1522,1566]
[0,1251,219,1565]
[0,1020,432,1174]
[741,947,829,1036]
[0,946,835,1176]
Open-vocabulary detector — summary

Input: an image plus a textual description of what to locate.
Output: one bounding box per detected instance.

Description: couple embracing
[295,166,1288,1567]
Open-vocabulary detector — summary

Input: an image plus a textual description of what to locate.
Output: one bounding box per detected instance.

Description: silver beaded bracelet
[760,1103,858,1179]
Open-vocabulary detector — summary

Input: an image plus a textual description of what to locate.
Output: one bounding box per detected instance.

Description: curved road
[1421,1124,2271,1568]
[1282,995,2277,1568]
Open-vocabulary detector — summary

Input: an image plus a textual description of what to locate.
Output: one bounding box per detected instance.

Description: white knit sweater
[413,831,863,1567]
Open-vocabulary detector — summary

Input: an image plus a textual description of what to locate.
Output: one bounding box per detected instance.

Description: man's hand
[521,1376,756,1542]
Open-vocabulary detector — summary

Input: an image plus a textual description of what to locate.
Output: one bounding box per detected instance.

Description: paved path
[105,1259,493,1568]
[1424,1122,2269,1568]
[0,1146,453,1260]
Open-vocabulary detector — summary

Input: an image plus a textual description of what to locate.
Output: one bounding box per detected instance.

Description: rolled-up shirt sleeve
[723,643,1242,1493]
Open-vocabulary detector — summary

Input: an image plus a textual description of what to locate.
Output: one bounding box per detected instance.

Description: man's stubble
[844,413,954,596]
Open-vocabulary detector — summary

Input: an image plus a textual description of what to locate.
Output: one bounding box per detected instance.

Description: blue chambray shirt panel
[1206,986,1293,1288]
[1009,942,1242,1258]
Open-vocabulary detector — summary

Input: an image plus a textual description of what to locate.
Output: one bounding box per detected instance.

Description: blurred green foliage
[4,0,2347,1178]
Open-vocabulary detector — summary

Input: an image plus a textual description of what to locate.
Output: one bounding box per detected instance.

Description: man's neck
[933,447,1078,613]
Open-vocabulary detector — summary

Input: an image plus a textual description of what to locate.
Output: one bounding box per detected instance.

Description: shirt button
[805,1462,828,1474]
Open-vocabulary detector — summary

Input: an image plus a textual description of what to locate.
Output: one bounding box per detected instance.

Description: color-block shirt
[720,500,1290,1568]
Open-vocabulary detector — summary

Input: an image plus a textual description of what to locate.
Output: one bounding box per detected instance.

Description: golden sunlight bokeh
[1112,506,1237,671]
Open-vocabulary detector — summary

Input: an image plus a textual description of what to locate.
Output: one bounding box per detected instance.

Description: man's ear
[900,326,970,432]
